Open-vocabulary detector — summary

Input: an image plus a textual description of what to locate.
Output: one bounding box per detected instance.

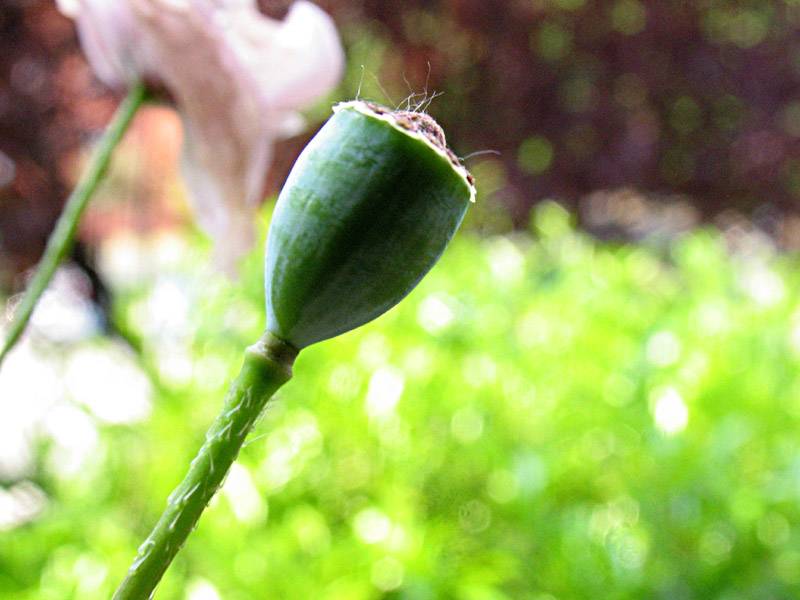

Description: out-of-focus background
[3,1,800,599]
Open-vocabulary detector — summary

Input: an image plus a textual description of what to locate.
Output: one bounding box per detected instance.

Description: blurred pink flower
[57,0,344,271]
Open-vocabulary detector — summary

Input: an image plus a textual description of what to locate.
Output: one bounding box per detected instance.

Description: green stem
[0,82,147,367]
[111,332,298,600]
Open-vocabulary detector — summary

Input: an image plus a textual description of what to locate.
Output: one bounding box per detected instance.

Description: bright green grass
[3,202,800,599]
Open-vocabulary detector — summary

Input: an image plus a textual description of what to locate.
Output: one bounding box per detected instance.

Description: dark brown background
[2,0,800,288]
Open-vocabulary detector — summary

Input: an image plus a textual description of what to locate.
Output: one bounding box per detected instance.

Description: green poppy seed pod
[264,100,475,350]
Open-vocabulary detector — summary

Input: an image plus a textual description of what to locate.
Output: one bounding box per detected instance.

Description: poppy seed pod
[264,101,476,349]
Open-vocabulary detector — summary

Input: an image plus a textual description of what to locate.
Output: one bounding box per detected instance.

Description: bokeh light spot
[669,97,703,134]
[417,294,456,333]
[487,469,520,503]
[353,507,392,544]
[0,481,47,531]
[699,526,734,565]
[487,238,525,284]
[186,579,222,600]
[728,10,769,48]
[451,406,484,443]
[518,136,555,175]
[222,463,265,524]
[610,0,647,35]
[371,556,404,591]
[514,452,549,495]
[327,363,363,401]
[459,499,492,534]
[365,367,405,421]
[287,505,332,555]
[552,0,586,10]
[651,387,688,435]
[534,22,573,61]
[469,159,507,199]
[756,512,790,547]
[646,330,681,366]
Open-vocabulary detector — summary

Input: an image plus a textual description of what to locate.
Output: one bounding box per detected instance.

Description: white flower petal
[227,1,346,108]
[57,1,138,88]
[59,0,345,272]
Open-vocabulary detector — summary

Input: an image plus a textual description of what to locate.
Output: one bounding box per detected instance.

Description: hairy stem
[0,82,147,367]
[111,332,298,600]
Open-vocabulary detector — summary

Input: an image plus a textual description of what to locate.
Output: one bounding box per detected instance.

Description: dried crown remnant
[333,101,477,197]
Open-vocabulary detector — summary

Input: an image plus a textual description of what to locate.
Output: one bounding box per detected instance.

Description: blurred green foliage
[4,203,800,599]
